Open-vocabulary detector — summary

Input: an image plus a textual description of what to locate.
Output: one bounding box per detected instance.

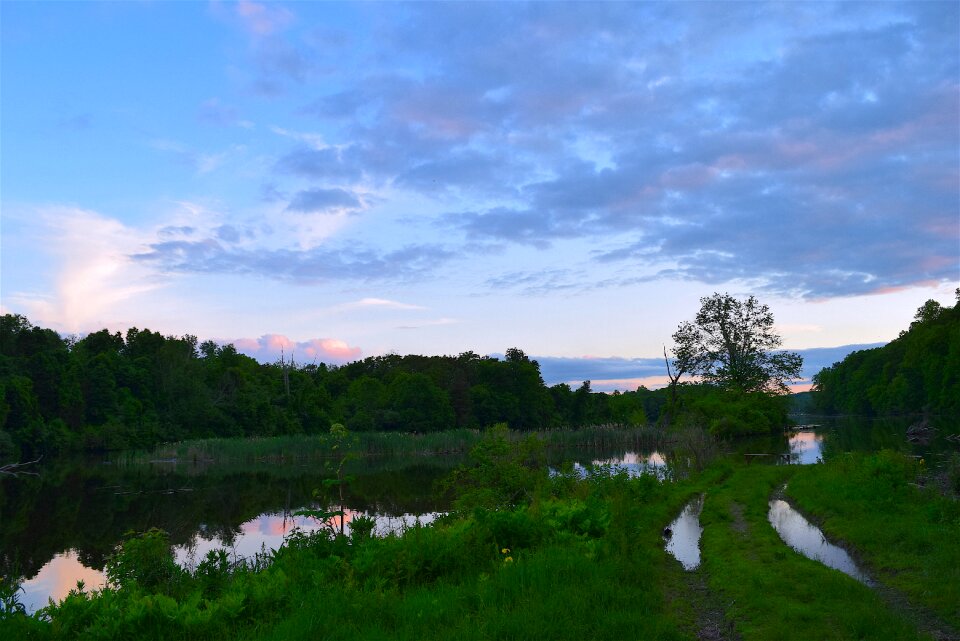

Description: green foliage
[669,293,802,395]
[668,385,790,437]
[105,529,184,593]
[0,571,26,620]
[1,315,675,456]
[443,424,548,511]
[813,297,960,415]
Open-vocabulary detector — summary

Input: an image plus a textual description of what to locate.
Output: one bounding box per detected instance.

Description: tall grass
[111,424,674,468]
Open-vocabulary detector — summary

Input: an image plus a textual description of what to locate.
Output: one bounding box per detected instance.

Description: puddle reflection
[663,495,704,570]
[767,498,872,584]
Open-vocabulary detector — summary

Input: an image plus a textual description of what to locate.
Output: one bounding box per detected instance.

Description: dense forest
[813,292,960,415]
[0,315,668,457]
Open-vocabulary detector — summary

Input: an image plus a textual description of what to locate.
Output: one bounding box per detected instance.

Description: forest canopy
[0,316,664,457]
[812,292,960,415]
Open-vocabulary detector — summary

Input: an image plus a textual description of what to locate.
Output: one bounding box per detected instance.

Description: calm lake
[2,415,953,613]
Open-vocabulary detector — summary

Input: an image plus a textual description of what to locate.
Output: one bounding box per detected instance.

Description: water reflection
[560,451,670,479]
[767,498,872,585]
[20,551,107,614]
[175,508,441,569]
[20,508,441,613]
[664,495,704,570]
[786,431,824,465]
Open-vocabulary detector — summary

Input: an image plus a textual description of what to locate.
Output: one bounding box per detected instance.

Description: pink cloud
[230,333,361,364]
[235,1,294,36]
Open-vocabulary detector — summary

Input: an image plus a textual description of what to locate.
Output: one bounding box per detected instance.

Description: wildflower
[501,547,510,555]
[504,556,514,563]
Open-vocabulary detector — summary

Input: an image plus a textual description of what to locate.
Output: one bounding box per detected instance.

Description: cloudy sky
[2,1,957,391]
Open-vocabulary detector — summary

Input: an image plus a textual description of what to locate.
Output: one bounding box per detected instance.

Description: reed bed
[110,424,674,468]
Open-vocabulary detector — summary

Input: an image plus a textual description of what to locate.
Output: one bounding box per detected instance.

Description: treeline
[0,315,669,457]
[813,293,960,415]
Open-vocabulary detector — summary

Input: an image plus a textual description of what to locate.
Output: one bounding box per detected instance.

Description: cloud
[149,139,242,175]
[338,298,426,311]
[286,188,362,214]
[257,2,957,300]
[231,333,361,364]
[275,146,362,181]
[8,208,165,333]
[133,239,457,284]
[234,1,294,37]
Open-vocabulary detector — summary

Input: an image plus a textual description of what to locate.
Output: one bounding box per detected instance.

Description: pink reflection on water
[788,431,824,464]
[20,551,106,614]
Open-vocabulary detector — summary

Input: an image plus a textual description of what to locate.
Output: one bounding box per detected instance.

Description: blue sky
[2,1,957,391]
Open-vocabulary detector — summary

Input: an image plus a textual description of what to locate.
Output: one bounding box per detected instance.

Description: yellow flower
[504,556,514,563]
[501,547,510,555]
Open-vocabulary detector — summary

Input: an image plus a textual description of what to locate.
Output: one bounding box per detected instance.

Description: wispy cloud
[286,188,362,214]
[234,0,294,37]
[10,208,165,333]
[338,298,427,311]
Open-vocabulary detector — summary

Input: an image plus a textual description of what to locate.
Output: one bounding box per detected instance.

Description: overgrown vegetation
[2,429,956,640]
[1,428,702,640]
[813,291,960,415]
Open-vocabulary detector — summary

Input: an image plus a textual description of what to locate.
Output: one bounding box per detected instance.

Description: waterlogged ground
[2,415,955,619]
[767,496,872,584]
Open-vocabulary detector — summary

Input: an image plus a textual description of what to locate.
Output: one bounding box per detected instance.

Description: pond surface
[664,495,705,570]
[3,445,662,613]
[767,497,872,585]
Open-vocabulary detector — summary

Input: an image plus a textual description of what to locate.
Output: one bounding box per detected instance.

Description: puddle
[767,498,872,585]
[664,495,705,570]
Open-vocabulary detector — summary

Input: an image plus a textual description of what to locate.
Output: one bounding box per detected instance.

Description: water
[767,497,872,584]
[3,445,661,614]
[663,495,705,570]
[560,450,670,479]
[19,508,441,614]
[786,430,824,464]
[740,415,955,466]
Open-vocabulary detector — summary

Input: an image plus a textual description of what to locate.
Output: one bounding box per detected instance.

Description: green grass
[787,451,960,629]
[698,462,931,641]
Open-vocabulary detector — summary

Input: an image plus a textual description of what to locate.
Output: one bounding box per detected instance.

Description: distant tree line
[812,292,960,415]
[0,315,669,458]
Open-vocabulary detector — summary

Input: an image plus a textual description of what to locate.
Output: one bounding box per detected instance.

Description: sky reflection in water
[767,498,872,585]
[20,509,439,614]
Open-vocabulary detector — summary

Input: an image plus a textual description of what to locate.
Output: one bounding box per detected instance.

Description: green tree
[670,293,802,394]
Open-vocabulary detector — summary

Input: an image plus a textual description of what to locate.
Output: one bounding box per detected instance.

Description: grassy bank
[698,463,929,640]
[786,452,960,629]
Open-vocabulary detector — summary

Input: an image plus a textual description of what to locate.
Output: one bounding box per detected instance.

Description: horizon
[2,2,957,392]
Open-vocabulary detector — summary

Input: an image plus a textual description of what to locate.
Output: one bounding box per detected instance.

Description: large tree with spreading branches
[667,293,802,396]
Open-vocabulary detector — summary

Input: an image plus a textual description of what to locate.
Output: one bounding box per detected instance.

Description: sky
[2,1,958,392]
